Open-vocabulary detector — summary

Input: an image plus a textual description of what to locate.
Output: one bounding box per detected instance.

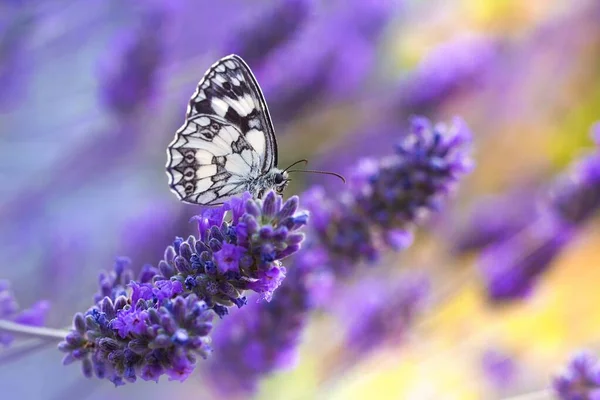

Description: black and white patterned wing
[166,55,277,206]
[187,54,277,170]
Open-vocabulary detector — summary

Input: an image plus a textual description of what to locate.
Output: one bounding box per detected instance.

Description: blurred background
[1,0,600,398]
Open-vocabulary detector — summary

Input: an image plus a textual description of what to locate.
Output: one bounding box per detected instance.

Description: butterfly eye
[274,173,284,185]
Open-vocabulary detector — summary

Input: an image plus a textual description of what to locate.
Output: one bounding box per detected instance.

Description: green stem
[0,319,68,341]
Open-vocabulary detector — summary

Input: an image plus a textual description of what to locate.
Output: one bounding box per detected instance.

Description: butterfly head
[273,169,289,194]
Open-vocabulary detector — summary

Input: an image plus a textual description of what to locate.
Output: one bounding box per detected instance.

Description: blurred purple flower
[223,0,313,67]
[256,0,399,124]
[400,34,499,111]
[343,273,429,354]
[479,214,574,302]
[308,116,473,275]
[481,349,516,389]
[206,247,329,395]
[0,4,172,238]
[553,351,600,400]
[451,187,540,254]
[479,123,600,302]
[98,5,167,116]
[0,5,33,111]
[0,280,50,347]
[329,0,400,41]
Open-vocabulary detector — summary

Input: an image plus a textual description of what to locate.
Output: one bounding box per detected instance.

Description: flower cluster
[154,191,308,317]
[59,258,213,386]
[479,123,600,302]
[0,280,50,347]
[553,351,600,399]
[306,116,473,274]
[58,191,307,385]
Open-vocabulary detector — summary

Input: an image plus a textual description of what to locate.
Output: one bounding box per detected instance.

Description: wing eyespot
[183,167,195,180]
[184,150,196,164]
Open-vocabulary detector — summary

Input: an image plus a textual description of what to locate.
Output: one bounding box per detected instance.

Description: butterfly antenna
[286,169,346,184]
[283,159,309,172]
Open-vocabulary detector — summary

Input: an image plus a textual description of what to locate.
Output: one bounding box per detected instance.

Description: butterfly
[166,54,289,206]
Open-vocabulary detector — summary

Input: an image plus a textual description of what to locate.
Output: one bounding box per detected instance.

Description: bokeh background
[1,0,600,399]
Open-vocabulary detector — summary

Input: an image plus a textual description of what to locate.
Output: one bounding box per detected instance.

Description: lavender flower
[329,0,400,41]
[553,351,600,399]
[58,191,307,385]
[0,5,33,112]
[223,0,313,67]
[58,259,212,386]
[307,116,473,274]
[343,274,429,354]
[451,187,539,254]
[98,6,167,116]
[256,0,399,124]
[0,280,50,347]
[154,191,308,317]
[478,215,573,301]
[479,123,600,302]
[402,34,498,110]
[205,247,330,395]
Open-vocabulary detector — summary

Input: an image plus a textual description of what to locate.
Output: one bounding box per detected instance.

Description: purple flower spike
[553,351,600,399]
[343,274,430,353]
[223,0,313,67]
[307,117,473,275]
[479,122,600,302]
[404,34,498,109]
[451,187,540,254]
[479,216,574,302]
[98,5,167,116]
[155,191,308,310]
[59,262,213,386]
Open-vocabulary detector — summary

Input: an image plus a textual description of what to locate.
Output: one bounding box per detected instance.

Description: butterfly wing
[166,54,278,205]
[188,54,277,170]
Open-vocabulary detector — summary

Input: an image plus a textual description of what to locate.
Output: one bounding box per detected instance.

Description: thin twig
[0,320,68,341]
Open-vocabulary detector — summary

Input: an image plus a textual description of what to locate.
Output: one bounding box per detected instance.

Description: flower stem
[0,319,68,341]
